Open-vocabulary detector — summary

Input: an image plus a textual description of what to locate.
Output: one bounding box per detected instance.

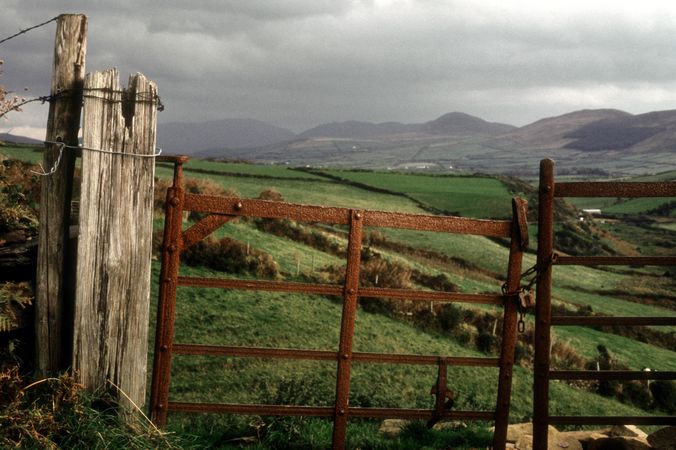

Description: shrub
[650,380,676,413]
[477,332,498,354]
[258,187,284,202]
[181,236,280,279]
[0,282,32,333]
[621,381,652,410]
[0,158,39,234]
[438,303,462,331]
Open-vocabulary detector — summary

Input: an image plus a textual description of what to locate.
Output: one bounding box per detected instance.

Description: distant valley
[5,109,675,176]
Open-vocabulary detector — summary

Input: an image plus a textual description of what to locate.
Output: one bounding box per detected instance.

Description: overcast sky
[3,0,676,139]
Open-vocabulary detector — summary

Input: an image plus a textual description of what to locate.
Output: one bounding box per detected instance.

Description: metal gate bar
[149,156,527,449]
[532,158,676,450]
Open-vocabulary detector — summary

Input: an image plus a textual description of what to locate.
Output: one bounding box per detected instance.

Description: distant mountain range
[4,109,676,175]
[0,133,42,145]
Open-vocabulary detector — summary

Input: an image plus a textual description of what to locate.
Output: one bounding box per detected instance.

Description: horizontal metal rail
[548,416,676,426]
[172,343,500,367]
[549,370,676,381]
[555,256,676,266]
[176,276,504,305]
[555,181,676,198]
[551,316,676,326]
[167,402,495,421]
[182,194,512,237]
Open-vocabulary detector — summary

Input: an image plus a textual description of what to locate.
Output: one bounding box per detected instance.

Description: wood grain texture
[36,14,87,376]
[72,68,157,412]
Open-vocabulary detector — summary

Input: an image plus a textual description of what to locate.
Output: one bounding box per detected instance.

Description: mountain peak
[424,112,516,135]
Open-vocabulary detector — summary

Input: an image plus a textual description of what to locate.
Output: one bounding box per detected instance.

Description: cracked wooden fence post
[36,13,87,376]
[72,69,158,414]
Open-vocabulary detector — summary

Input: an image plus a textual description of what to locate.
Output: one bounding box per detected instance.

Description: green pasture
[314,169,515,219]
[148,261,658,448]
[0,144,44,164]
[172,159,327,180]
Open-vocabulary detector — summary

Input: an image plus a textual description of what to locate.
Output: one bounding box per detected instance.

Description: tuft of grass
[0,367,192,449]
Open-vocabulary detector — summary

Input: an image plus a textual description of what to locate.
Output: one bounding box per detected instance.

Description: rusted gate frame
[532,158,676,450]
[150,156,528,449]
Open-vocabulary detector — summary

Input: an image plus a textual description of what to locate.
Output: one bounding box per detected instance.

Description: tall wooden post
[72,68,158,413]
[36,14,87,376]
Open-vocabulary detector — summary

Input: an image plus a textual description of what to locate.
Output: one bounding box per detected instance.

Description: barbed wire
[0,94,55,119]
[0,87,164,120]
[0,16,59,46]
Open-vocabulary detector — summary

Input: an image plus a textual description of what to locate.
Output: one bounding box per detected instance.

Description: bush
[650,380,676,413]
[181,236,279,279]
[621,381,652,410]
[438,304,462,331]
[0,158,39,234]
[258,187,284,202]
[477,332,498,354]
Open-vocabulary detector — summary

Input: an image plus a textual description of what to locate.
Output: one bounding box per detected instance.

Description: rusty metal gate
[149,157,529,449]
[532,158,676,449]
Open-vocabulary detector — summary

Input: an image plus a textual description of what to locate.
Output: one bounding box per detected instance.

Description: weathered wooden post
[36,13,87,376]
[72,68,158,412]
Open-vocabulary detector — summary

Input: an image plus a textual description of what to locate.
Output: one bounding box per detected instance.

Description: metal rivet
[348,288,356,295]
[234,202,243,210]
[169,197,179,206]
[339,409,346,415]
[157,403,164,409]
[167,244,177,253]
[355,212,362,219]
[160,345,168,351]
[342,353,349,360]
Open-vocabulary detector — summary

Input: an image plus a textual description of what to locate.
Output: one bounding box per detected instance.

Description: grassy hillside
[2,147,673,448]
[305,169,515,219]
[147,158,672,447]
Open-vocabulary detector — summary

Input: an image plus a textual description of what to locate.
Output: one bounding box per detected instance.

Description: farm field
[147,157,674,448]
[2,146,674,448]
[308,168,516,219]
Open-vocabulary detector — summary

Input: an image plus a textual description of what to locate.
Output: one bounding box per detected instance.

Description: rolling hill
[167,109,675,175]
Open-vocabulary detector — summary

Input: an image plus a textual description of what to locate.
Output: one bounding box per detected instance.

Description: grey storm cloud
[3,0,676,137]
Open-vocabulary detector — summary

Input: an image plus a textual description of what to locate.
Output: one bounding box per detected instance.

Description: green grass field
[312,169,515,219]
[3,147,674,448]
[0,144,44,164]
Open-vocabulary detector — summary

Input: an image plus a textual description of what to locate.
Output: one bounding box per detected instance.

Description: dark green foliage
[476,333,498,354]
[650,380,676,413]
[0,158,39,234]
[554,222,614,257]
[181,236,280,279]
[438,304,462,332]
[620,381,652,410]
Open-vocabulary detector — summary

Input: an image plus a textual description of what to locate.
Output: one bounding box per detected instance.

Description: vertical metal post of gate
[533,158,676,449]
[149,157,530,449]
